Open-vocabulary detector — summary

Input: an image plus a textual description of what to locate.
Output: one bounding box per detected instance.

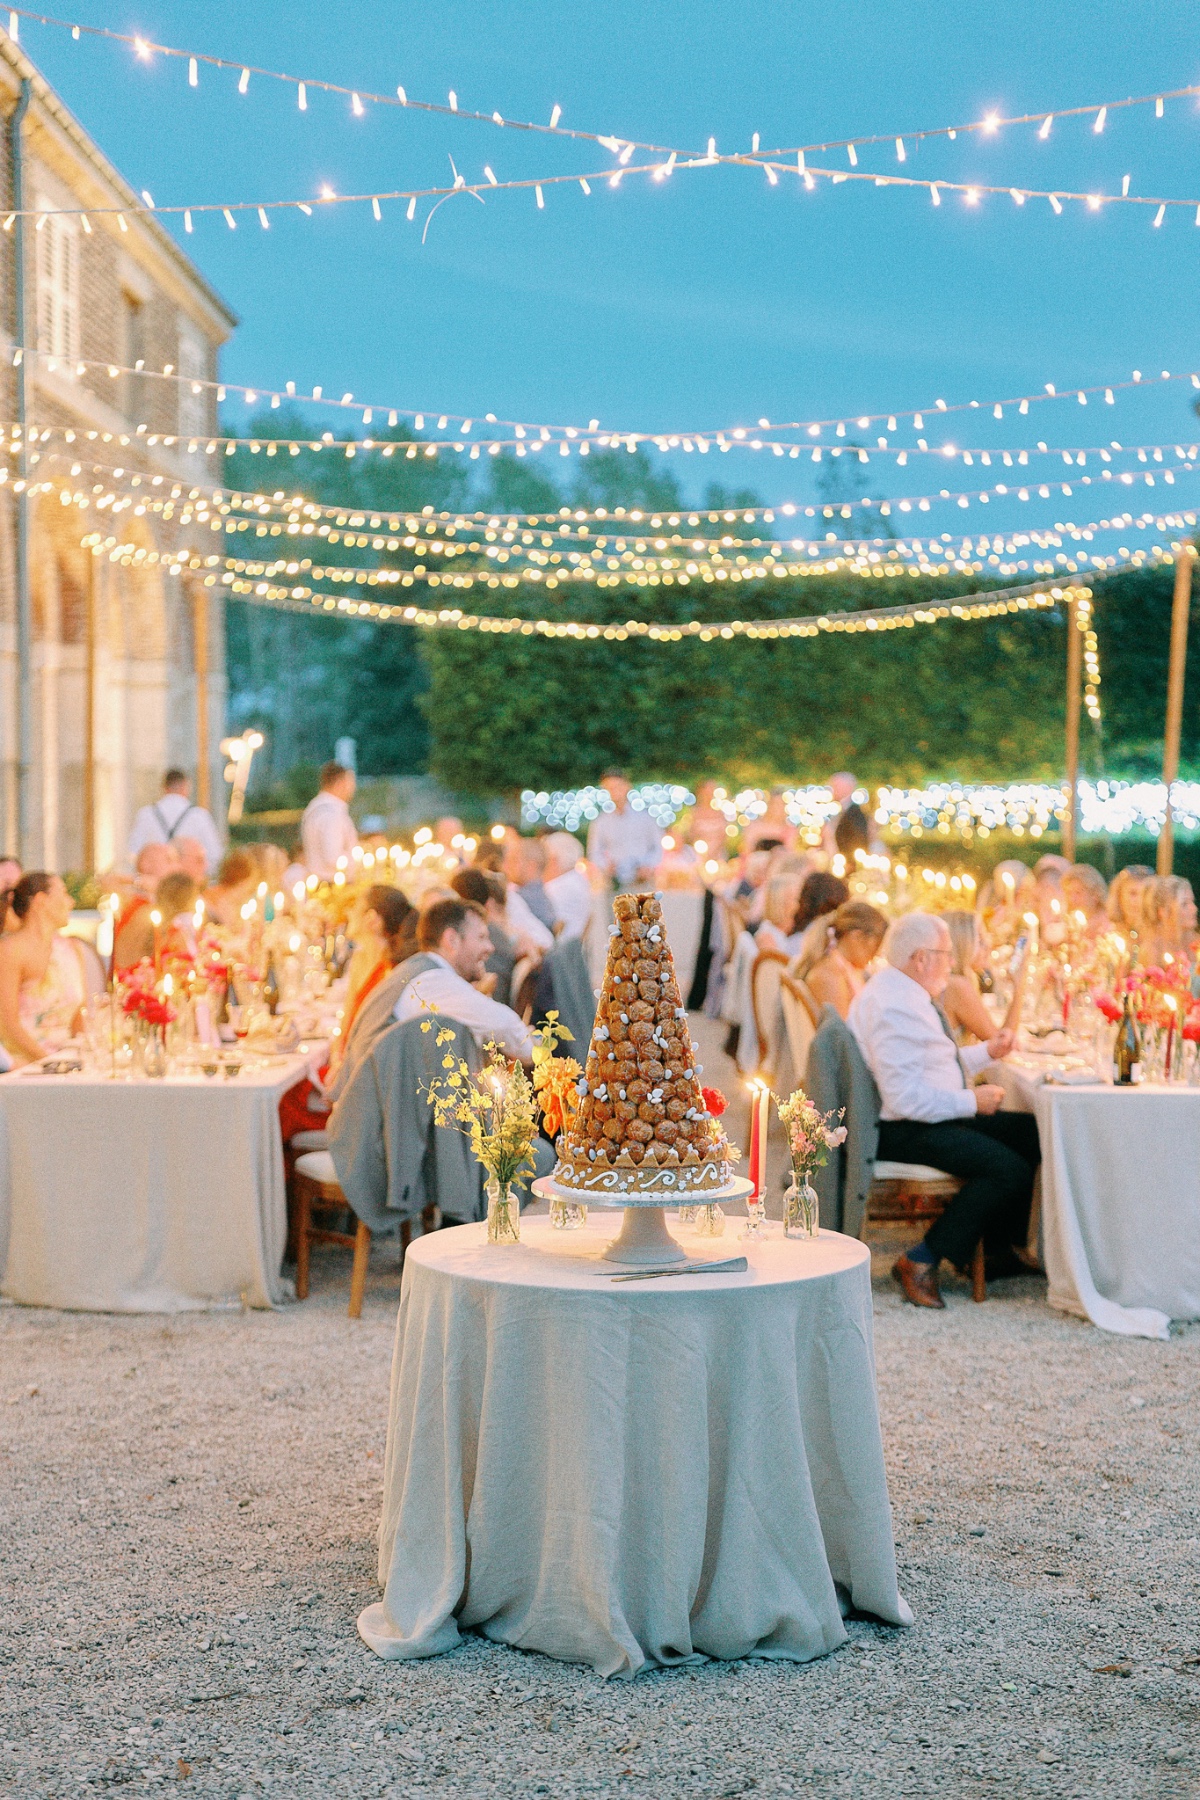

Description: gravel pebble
[2,1258,1197,1800]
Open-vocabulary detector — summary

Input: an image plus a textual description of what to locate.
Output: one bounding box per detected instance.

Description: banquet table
[993,1053,1200,1340]
[358,1215,911,1679]
[0,1053,308,1313]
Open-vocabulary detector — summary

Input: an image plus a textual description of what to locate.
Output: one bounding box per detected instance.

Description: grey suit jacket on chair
[326,1014,486,1232]
[325,951,442,1107]
[805,1005,881,1238]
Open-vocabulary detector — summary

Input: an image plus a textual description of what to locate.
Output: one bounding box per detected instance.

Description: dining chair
[293,1148,410,1319]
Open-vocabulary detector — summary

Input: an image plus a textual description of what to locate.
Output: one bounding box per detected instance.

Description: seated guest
[941,910,1027,1043]
[0,873,86,1064]
[1061,863,1109,938]
[393,897,534,1062]
[433,816,466,865]
[246,841,289,897]
[0,857,21,932]
[1107,863,1154,940]
[204,849,258,928]
[796,900,887,1017]
[787,870,850,971]
[333,885,418,1075]
[977,858,1036,942]
[472,837,505,874]
[451,868,517,1004]
[849,911,1039,1309]
[113,843,178,971]
[172,835,210,887]
[543,832,594,941]
[1140,875,1198,968]
[754,874,807,957]
[154,871,203,965]
[504,869,554,958]
[505,833,557,933]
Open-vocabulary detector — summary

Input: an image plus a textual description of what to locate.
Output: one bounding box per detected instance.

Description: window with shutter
[34,200,80,364]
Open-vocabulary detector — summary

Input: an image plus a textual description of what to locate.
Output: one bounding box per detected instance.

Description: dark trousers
[876,1112,1041,1270]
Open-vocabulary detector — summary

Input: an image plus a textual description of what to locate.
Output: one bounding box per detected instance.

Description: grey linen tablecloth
[0,1056,305,1312]
[993,1058,1200,1339]
[358,1216,910,1678]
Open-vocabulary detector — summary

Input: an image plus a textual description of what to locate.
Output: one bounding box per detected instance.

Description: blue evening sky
[20,0,1200,533]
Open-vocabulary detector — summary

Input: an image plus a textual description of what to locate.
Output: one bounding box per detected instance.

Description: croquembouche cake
[551,891,734,1198]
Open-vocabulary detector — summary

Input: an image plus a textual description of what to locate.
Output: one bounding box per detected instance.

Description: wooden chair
[293,1149,411,1319]
[749,948,789,1076]
[779,973,821,1085]
[867,1160,986,1302]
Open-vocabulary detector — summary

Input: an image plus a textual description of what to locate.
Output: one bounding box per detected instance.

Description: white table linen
[359,1216,910,1678]
[993,1057,1200,1339]
[0,1055,306,1313]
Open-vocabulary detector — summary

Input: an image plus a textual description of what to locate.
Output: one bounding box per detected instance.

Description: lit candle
[747,1081,761,1200]
[150,907,162,970]
[757,1083,771,1199]
[1165,994,1177,1080]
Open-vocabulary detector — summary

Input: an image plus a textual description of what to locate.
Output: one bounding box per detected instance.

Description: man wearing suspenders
[126,769,223,876]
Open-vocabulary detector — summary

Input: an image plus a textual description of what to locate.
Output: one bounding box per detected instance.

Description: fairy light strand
[8,339,1198,446]
[7,6,1197,185]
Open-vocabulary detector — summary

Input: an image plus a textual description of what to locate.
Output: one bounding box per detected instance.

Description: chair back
[805,1005,881,1237]
[750,948,788,1075]
[531,934,597,1048]
[779,973,820,1084]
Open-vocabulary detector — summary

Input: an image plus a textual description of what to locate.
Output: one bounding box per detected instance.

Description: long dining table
[0,1054,310,1313]
[993,1051,1200,1340]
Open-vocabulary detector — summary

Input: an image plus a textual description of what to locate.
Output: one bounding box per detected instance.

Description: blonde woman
[795,901,887,1018]
[1106,863,1154,937]
[1140,875,1198,968]
[754,873,806,957]
[941,909,1026,1045]
[1061,863,1109,937]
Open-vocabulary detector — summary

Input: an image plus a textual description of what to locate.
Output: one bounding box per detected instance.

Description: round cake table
[358,1216,911,1678]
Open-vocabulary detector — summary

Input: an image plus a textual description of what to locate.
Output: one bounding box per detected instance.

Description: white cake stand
[531,1175,755,1265]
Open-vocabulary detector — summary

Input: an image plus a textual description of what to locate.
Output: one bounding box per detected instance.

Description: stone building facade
[0,34,236,871]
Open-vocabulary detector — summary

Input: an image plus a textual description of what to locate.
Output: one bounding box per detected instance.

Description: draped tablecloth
[358,1216,910,1678]
[993,1058,1200,1340]
[0,1056,307,1313]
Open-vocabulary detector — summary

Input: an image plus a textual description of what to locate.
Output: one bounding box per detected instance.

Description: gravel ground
[3,1021,1199,1799]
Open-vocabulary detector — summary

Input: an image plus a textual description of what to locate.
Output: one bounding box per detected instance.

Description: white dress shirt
[301,791,359,879]
[392,953,534,1061]
[126,793,223,874]
[586,807,663,886]
[848,964,992,1124]
[545,867,594,941]
[505,889,554,955]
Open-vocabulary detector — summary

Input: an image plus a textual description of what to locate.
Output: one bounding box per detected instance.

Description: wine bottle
[264,951,280,1017]
[1113,992,1142,1085]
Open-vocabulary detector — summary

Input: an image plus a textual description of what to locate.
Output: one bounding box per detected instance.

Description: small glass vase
[676,1205,697,1226]
[486,1176,520,1245]
[783,1171,819,1238]
[693,1203,726,1238]
[142,1027,168,1080]
[549,1193,587,1230]
[742,1192,766,1239]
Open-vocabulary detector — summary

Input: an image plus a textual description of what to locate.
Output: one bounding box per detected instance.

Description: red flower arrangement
[700,1086,727,1117]
[119,967,177,1030]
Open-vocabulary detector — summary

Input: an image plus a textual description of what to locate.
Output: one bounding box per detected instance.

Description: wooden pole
[82,551,96,871]
[193,583,210,813]
[1158,544,1193,876]
[1063,594,1082,863]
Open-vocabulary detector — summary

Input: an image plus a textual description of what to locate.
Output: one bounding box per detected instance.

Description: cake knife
[609,1256,749,1281]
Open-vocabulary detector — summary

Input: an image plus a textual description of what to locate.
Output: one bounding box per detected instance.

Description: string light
[6,340,1199,456]
[9,4,1199,182]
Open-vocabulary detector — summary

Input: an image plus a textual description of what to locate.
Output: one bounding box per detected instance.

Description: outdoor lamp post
[220,731,265,824]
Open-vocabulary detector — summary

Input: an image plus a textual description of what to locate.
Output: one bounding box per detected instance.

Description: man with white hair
[848,910,1040,1309]
[543,832,593,940]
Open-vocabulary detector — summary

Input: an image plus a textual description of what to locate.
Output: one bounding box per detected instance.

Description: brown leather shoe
[892,1252,945,1309]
